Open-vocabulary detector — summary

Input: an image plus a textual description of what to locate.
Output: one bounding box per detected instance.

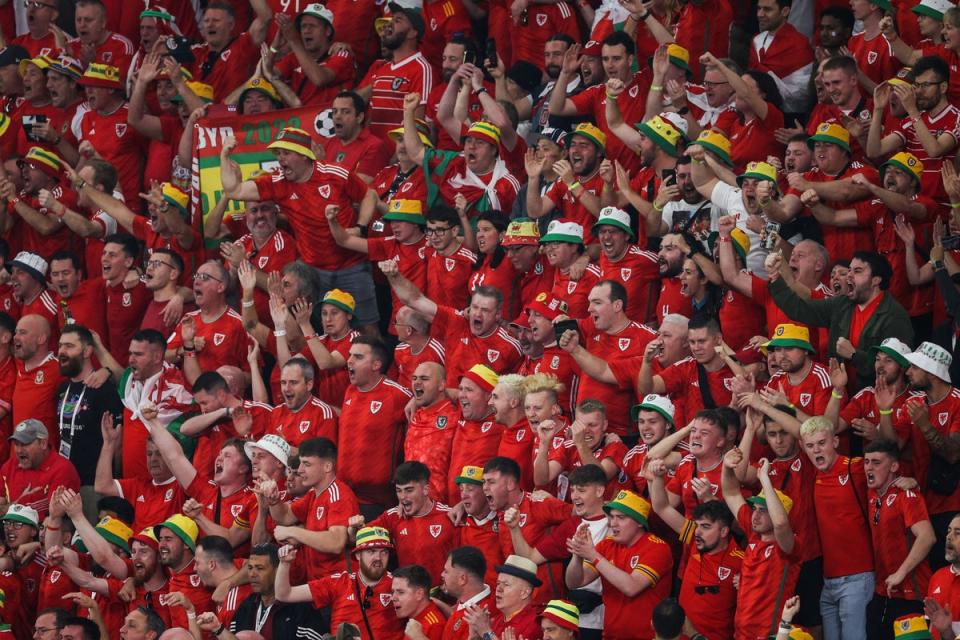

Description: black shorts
[793,556,824,628]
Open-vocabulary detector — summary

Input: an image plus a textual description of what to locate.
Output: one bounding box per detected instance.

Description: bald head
[13,314,50,362]
[411,361,446,408]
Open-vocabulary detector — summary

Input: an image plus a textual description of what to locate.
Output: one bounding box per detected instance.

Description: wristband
[182,345,195,352]
[273,329,287,338]
[652,201,664,212]
[242,299,255,308]
[932,259,945,271]
[718,236,731,243]
[214,623,225,636]
[633,11,649,20]
[650,84,663,92]
[568,181,582,191]
[831,389,843,399]
[605,92,619,100]
[184,351,197,358]
[44,524,60,531]
[780,621,793,630]
[950,202,960,209]
[304,333,317,341]
[879,408,893,416]
[475,86,488,95]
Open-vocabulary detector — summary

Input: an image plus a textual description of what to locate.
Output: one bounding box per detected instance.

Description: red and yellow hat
[526,292,568,321]
[130,527,160,551]
[465,121,501,147]
[268,127,317,161]
[161,182,189,215]
[542,600,579,632]
[354,526,393,553]
[502,219,540,247]
[388,118,433,148]
[461,363,498,392]
[22,146,63,179]
[79,63,122,90]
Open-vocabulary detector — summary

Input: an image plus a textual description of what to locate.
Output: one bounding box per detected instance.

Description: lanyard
[255,600,272,633]
[58,382,87,446]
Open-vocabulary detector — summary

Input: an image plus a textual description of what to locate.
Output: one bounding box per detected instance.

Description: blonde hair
[496,374,526,400]
[799,415,835,439]
[519,372,565,400]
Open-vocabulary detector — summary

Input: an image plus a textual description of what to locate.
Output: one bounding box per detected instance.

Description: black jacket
[230,594,328,639]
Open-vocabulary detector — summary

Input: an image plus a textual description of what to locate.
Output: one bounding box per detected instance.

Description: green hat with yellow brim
[569,122,606,150]
[95,516,133,555]
[321,288,356,315]
[881,151,923,185]
[635,115,682,157]
[892,614,932,640]
[765,323,815,354]
[667,44,691,73]
[268,127,317,161]
[694,129,732,167]
[383,198,425,225]
[736,161,779,187]
[455,465,484,485]
[603,490,651,528]
[808,122,851,152]
[154,514,199,552]
[730,227,750,264]
[747,488,794,514]
[388,118,433,148]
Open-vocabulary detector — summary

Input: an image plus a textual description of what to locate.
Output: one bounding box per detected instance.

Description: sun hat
[154,514,200,552]
[912,0,953,20]
[635,115,682,157]
[161,182,189,215]
[603,490,652,528]
[321,288,356,315]
[630,393,675,425]
[495,554,542,587]
[729,227,750,264]
[592,206,634,239]
[383,199,426,225]
[903,341,952,383]
[454,465,484,485]
[540,220,584,245]
[244,434,291,469]
[48,55,83,81]
[79,63,122,90]
[808,123,850,152]
[1,504,38,528]
[765,323,815,353]
[747,488,794,514]
[461,364,498,392]
[695,129,732,167]
[238,78,282,110]
[568,122,606,150]
[869,337,912,369]
[297,3,335,35]
[268,127,317,160]
[881,151,923,185]
[354,526,393,553]
[736,161,779,186]
[130,527,160,551]
[388,118,433,148]
[95,516,134,554]
[502,219,541,247]
[18,54,54,77]
[172,81,214,104]
[6,254,47,285]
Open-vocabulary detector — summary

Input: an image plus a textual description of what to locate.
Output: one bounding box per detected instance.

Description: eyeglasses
[913,81,943,90]
[193,272,222,283]
[703,80,729,88]
[146,260,173,270]
[424,227,452,236]
[33,627,59,636]
[873,497,882,526]
[3,521,26,530]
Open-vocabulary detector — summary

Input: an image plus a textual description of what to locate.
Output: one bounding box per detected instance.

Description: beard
[59,354,84,378]
[545,64,561,80]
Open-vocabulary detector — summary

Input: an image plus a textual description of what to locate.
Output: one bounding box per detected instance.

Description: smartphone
[943,234,960,250]
[462,49,476,65]
[22,114,47,142]
[553,318,579,339]
[763,220,781,250]
[485,38,498,69]
[662,169,676,184]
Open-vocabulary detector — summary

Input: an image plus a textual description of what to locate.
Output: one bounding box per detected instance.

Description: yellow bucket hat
[95,516,134,554]
[173,81,214,104]
[729,227,750,264]
[603,489,652,527]
[747,487,794,514]
[695,129,732,167]
[383,199,425,225]
[736,161,779,186]
[238,77,281,108]
[666,44,691,73]
[154,514,200,552]
[388,118,433,148]
[808,122,850,152]
[569,122,607,150]
[454,465,484,485]
[766,323,815,353]
[881,151,923,185]
[268,127,317,161]
[321,288,356,315]
[18,54,55,77]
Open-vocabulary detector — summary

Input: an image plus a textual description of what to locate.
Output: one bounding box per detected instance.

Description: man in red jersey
[98,235,151,366]
[896,342,960,570]
[663,409,730,515]
[648,469,741,640]
[483,456,571,601]
[392,564,447,640]
[566,489,672,640]
[406,362,458,503]
[925,513,960,638]
[392,307,445,389]
[763,324,834,420]
[48,252,107,337]
[848,0,901,88]
[764,123,878,262]
[424,206,476,311]
[262,437,357,579]
[527,124,608,243]
[863,438,935,638]
[425,38,487,152]
[357,5,433,140]
[339,336,413,511]
[381,260,523,390]
[653,234,694,323]
[272,6,356,110]
[452,468,503,585]
[639,316,734,428]
[549,32,652,168]
[270,357,338,450]
[534,400,627,496]
[165,261,247,384]
[11,0,59,58]
[592,207,659,322]
[189,0,273,100]
[12,313,60,440]
[95,328,194,481]
[440,546,492,640]
[145,401,256,547]
[800,56,873,159]
[800,416,875,640]
[327,198,427,332]
[720,451,800,640]
[463,555,544,640]
[620,394,684,495]
[352,461,459,583]
[67,0,134,73]
[74,64,147,210]
[96,424,183,534]
[276,527,405,640]
[6,251,57,337]
[194,535,251,628]
[0,148,75,260]
[749,0,814,115]
[490,374,536,491]
[1,419,79,517]
[222,127,381,332]
[540,221,601,320]
[324,91,394,182]
[558,280,657,437]
[154,514,212,631]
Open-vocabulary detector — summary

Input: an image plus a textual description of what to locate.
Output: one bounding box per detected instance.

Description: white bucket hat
[244,434,291,468]
[904,341,952,383]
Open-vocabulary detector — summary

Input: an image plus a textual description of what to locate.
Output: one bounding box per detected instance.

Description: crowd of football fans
[2,0,960,639]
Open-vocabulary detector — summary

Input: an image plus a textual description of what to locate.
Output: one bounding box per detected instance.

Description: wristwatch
[932,259,945,271]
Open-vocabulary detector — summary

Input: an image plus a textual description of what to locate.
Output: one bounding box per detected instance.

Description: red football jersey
[656,276,693,324]
[677,532,742,640]
[368,235,428,330]
[548,436,628,498]
[497,418,537,491]
[429,305,523,388]
[309,572,404,640]
[543,171,607,244]
[658,358,735,428]
[166,561,213,631]
[426,245,476,311]
[364,52,434,140]
[167,308,249,373]
[114,476,186,534]
[371,502,459,582]
[599,246,659,323]
[569,72,651,168]
[325,128,394,179]
[848,30,902,89]
[189,32,261,100]
[892,105,960,199]
[814,456,874,578]
[67,32,134,74]
[447,414,503,501]
[338,378,413,504]
[104,279,151,366]
[764,363,833,417]
[192,400,273,480]
[392,339,445,389]
[238,229,298,327]
[549,263,600,320]
[14,353,61,444]
[290,479,360,576]
[405,398,458,504]
[868,484,932,599]
[276,48,356,108]
[78,105,146,209]
[496,492,572,601]
[270,396,339,448]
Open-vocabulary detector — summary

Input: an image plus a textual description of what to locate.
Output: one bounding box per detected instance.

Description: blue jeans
[820,571,875,640]
[315,262,379,326]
